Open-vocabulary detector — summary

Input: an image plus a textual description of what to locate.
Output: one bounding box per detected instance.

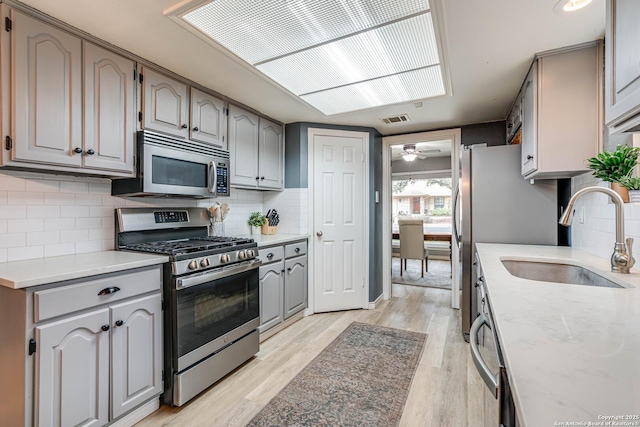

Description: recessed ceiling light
[166,0,450,116]
[554,0,593,13]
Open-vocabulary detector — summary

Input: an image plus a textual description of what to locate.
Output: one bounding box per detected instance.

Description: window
[434,197,444,209]
[412,197,420,214]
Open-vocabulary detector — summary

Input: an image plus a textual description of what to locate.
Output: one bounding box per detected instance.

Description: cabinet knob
[261,177,265,180]
[101,325,110,332]
[295,248,300,253]
[255,177,260,180]
[287,267,291,273]
[114,320,123,327]
[267,253,274,259]
[193,127,199,132]
[281,269,285,273]
[86,149,95,155]
[527,155,534,161]
[181,124,188,129]
[73,147,83,154]
[508,123,513,129]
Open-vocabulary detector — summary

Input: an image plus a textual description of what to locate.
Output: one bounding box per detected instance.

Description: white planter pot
[629,190,640,203]
[251,226,261,234]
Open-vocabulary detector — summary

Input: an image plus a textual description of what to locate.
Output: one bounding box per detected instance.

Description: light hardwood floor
[136,285,484,427]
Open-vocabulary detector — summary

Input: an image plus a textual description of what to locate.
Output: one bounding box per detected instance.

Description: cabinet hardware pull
[101,325,110,332]
[86,149,95,155]
[28,339,36,356]
[73,147,83,154]
[193,127,199,132]
[281,269,285,273]
[115,320,124,327]
[527,155,534,160]
[267,253,274,259]
[5,136,12,150]
[181,124,188,129]
[287,267,291,273]
[98,286,120,296]
[255,177,260,180]
[295,248,300,253]
[261,177,265,180]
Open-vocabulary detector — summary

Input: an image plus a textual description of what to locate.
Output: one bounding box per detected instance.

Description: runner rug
[247,321,427,427]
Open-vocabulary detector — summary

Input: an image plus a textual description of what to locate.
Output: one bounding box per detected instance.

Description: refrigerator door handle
[452,183,462,245]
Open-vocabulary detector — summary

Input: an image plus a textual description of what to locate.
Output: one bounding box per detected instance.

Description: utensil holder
[211,221,225,237]
[261,225,277,235]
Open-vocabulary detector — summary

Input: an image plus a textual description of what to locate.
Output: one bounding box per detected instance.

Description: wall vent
[381,114,410,124]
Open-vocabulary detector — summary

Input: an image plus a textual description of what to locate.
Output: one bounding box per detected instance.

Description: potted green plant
[587,144,640,202]
[248,212,265,234]
[618,174,640,203]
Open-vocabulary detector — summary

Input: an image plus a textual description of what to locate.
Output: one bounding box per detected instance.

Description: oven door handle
[470,313,499,398]
[208,160,217,195]
[176,259,262,290]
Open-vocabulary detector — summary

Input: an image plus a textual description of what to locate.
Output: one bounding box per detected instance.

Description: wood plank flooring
[135,285,484,427]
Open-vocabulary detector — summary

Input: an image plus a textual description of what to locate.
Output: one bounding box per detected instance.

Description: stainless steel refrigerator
[456,144,558,341]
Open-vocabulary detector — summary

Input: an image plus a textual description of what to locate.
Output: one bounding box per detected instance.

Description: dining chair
[398,219,429,277]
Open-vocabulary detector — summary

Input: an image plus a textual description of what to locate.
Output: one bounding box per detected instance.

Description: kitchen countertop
[475,243,640,427]
[238,234,309,247]
[0,251,169,289]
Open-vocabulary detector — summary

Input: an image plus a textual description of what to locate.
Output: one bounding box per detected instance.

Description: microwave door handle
[470,313,499,398]
[208,161,217,195]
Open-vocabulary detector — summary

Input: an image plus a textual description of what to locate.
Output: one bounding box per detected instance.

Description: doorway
[382,129,461,309]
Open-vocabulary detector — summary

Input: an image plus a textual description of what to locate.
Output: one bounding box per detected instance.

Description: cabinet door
[284,255,307,319]
[521,65,537,176]
[12,10,82,167]
[228,105,259,187]
[35,309,110,427]
[83,42,135,173]
[110,293,162,419]
[142,67,189,138]
[258,118,284,190]
[605,0,640,131]
[190,87,227,149]
[259,263,284,333]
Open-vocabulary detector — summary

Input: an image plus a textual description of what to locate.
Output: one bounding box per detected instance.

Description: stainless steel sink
[501,260,624,288]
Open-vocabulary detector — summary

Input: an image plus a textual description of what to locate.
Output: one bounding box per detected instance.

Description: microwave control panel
[216,164,229,195]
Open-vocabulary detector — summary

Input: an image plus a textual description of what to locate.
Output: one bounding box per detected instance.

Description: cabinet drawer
[259,246,285,264]
[33,267,162,322]
[285,242,307,258]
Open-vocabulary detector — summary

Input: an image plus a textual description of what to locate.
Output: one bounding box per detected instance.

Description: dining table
[392,231,453,269]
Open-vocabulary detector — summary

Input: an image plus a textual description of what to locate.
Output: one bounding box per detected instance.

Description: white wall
[570,172,640,260]
[0,170,265,262]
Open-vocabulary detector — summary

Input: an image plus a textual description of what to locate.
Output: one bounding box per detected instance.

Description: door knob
[316,231,323,237]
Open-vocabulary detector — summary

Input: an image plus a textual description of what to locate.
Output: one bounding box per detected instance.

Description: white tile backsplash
[569,172,640,260]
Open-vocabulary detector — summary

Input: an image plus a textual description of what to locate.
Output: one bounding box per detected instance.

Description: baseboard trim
[110,397,160,427]
[259,311,305,343]
[368,293,384,309]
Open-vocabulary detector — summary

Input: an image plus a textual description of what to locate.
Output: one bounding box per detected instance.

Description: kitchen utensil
[220,203,229,222]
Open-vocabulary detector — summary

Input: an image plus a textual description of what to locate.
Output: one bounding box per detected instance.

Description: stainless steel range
[115,207,260,407]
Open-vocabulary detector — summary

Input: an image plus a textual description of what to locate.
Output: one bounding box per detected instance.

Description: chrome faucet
[559,186,635,273]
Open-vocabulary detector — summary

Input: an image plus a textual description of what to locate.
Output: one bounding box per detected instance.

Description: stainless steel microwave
[112,131,230,198]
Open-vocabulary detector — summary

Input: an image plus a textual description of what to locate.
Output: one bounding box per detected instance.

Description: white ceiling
[17,0,605,135]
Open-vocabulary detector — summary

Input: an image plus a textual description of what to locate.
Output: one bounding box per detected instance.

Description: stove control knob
[188,260,199,270]
[220,254,230,263]
[238,250,247,260]
[247,249,255,258]
[200,258,210,268]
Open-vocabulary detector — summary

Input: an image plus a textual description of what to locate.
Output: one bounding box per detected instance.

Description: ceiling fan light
[403,153,418,162]
[554,0,592,13]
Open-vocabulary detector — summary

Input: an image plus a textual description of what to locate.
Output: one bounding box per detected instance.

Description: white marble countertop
[0,251,169,289]
[475,243,640,427]
[237,233,309,247]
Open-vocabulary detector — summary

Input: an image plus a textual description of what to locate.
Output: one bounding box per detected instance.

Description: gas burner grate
[122,236,255,255]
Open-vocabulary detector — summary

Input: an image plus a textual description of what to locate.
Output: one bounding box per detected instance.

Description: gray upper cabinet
[11,10,83,168]
[110,294,162,420]
[35,308,110,427]
[142,67,189,138]
[229,105,260,187]
[190,87,227,149]
[517,41,602,179]
[83,42,135,174]
[258,117,284,190]
[605,0,640,133]
[228,105,284,190]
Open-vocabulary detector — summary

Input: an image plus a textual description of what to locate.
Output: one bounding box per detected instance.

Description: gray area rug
[392,258,452,289]
[247,322,427,427]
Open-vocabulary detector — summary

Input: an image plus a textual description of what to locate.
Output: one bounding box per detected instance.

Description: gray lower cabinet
[258,241,307,334]
[0,265,163,427]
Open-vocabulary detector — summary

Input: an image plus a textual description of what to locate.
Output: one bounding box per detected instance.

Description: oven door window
[176,268,259,359]
[151,155,207,188]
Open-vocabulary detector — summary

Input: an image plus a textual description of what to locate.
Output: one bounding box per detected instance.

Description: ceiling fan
[399,144,441,162]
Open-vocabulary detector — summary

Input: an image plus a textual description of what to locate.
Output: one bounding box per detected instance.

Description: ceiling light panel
[256,13,438,95]
[183,0,430,64]
[301,66,445,115]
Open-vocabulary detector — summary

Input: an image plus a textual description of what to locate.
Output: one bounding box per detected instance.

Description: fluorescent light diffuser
[176,0,448,115]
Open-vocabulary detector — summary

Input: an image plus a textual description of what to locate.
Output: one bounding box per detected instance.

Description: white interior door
[310,128,368,313]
